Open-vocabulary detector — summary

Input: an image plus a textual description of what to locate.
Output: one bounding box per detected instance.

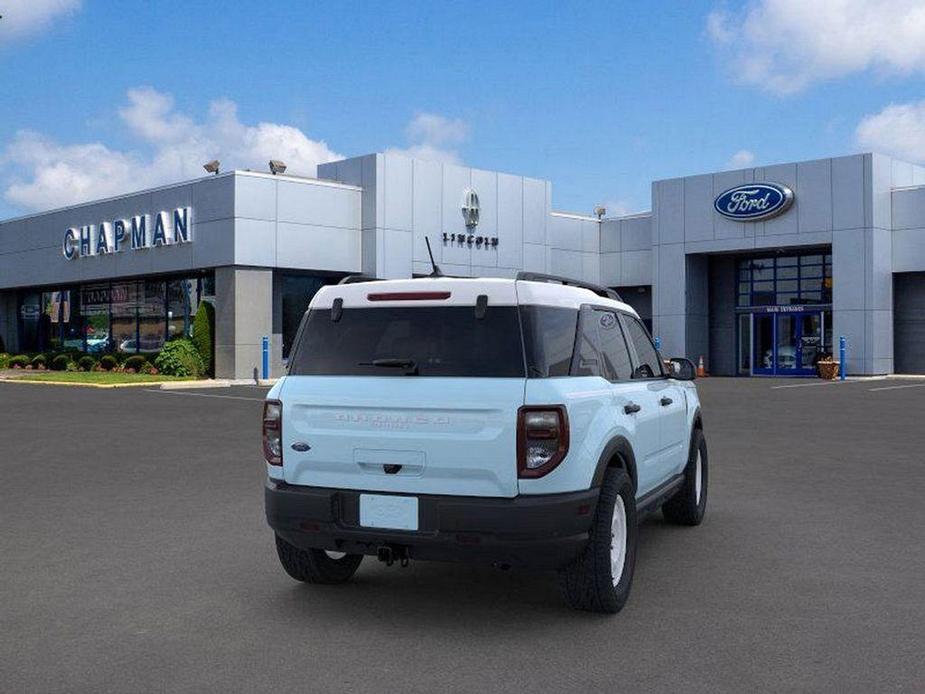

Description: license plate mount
[359,494,419,531]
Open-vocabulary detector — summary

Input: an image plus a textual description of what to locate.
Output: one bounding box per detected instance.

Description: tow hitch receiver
[377,545,410,567]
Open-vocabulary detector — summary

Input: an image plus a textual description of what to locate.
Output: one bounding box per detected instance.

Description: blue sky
[2,0,925,220]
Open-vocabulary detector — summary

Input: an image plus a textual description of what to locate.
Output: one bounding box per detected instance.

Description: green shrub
[192,301,215,377]
[99,355,118,371]
[154,338,203,377]
[124,355,149,372]
[78,356,97,372]
[31,354,47,369]
[9,354,29,368]
[0,353,8,369]
[51,354,72,371]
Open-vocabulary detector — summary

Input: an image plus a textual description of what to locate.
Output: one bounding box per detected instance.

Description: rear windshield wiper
[358,358,419,375]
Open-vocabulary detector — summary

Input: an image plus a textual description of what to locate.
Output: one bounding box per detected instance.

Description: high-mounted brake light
[263,399,282,466]
[517,406,569,478]
[367,291,451,301]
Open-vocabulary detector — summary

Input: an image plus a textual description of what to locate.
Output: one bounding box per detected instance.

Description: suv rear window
[288,306,526,377]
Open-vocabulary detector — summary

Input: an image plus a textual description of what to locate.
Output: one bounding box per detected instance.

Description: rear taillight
[517,406,569,478]
[263,399,282,466]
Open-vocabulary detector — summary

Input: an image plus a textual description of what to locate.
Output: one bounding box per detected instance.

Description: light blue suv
[264,273,707,613]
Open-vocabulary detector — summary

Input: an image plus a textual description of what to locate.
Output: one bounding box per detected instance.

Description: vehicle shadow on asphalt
[257,516,685,627]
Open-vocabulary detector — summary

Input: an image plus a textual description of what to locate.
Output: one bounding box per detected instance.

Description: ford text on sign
[714,183,793,221]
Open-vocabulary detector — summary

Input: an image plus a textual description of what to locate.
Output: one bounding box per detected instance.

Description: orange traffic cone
[696,355,707,377]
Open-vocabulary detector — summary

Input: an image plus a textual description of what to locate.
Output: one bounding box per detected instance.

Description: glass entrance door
[750,310,823,376]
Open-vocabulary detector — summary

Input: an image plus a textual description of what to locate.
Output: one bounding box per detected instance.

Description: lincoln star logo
[461,188,480,228]
[714,183,794,221]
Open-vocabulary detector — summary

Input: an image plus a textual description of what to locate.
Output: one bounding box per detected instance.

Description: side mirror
[667,357,696,380]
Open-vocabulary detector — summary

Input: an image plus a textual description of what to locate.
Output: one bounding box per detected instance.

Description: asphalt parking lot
[2,377,925,693]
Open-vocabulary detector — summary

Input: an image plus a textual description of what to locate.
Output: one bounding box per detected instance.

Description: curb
[0,378,197,389]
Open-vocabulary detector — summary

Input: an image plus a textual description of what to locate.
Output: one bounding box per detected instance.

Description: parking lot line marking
[771,381,842,389]
[868,383,925,392]
[145,389,265,401]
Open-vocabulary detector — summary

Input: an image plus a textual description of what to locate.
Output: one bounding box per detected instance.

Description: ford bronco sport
[264,272,707,613]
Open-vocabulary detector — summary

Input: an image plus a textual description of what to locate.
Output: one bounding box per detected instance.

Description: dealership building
[1,150,924,378]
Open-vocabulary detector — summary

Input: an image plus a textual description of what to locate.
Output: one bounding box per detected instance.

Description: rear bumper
[265,479,599,570]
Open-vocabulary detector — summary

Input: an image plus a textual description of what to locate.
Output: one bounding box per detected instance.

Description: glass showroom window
[81,283,110,353]
[167,279,195,340]
[111,281,139,353]
[737,252,833,308]
[138,280,166,353]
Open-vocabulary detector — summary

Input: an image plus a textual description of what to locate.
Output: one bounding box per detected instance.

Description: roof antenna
[424,236,443,277]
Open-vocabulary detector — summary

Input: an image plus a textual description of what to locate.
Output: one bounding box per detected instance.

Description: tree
[192,300,215,377]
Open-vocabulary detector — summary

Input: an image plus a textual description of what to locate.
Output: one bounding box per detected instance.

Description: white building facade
[2,151,924,378]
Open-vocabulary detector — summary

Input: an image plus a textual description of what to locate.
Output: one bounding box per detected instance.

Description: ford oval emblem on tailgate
[291,442,311,452]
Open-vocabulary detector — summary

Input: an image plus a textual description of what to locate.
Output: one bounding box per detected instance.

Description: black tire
[662,428,708,526]
[558,467,637,614]
[274,534,363,584]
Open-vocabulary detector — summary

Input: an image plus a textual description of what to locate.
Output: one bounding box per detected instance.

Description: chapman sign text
[63,207,192,260]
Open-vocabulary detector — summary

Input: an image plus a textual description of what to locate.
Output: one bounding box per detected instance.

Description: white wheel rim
[694,450,703,505]
[610,497,627,586]
[325,550,347,560]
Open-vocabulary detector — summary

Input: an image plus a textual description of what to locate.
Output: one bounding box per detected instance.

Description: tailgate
[281,376,525,498]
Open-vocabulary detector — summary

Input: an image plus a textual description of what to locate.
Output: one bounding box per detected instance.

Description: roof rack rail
[338,274,382,285]
[515,272,622,302]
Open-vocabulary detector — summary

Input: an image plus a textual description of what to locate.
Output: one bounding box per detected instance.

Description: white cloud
[0,0,80,42]
[707,0,925,94]
[386,112,468,163]
[856,100,925,161]
[727,149,755,168]
[1,86,343,212]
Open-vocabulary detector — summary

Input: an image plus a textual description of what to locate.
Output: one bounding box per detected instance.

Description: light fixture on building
[594,206,606,219]
[203,160,220,175]
[269,160,287,175]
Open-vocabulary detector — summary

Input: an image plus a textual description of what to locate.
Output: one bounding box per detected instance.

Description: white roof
[310,277,638,316]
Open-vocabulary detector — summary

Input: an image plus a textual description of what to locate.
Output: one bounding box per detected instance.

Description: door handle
[624,402,641,414]
[660,397,673,406]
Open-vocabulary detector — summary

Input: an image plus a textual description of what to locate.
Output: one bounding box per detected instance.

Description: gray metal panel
[891,187,925,231]
[892,228,925,272]
[546,214,584,251]
[380,228,413,279]
[831,155,866,230]
[796,158,833,233]
[622,215,652,250]
[496,172,524,270]
[655,178,683,244]
[192,175,235,224]
[412,158,443,263]
[548,248,583,280]
[276,222,361,272]
[621,250,652,285]
[894,272,925,374]
[833,227,866,311]
[682,174,714,242]
[234,218,276,267]
[276,179,360,229]
[382,154,414,232]
[234,175,276,221]
[522,243,546,273]
[522,178,547,245]
[601,219,620,253]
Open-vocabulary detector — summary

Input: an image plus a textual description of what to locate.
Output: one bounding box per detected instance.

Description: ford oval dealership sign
[714,183,794,221]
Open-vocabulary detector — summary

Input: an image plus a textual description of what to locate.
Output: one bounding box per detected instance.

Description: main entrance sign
[63,206,192,260]
[714,183,793,221]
